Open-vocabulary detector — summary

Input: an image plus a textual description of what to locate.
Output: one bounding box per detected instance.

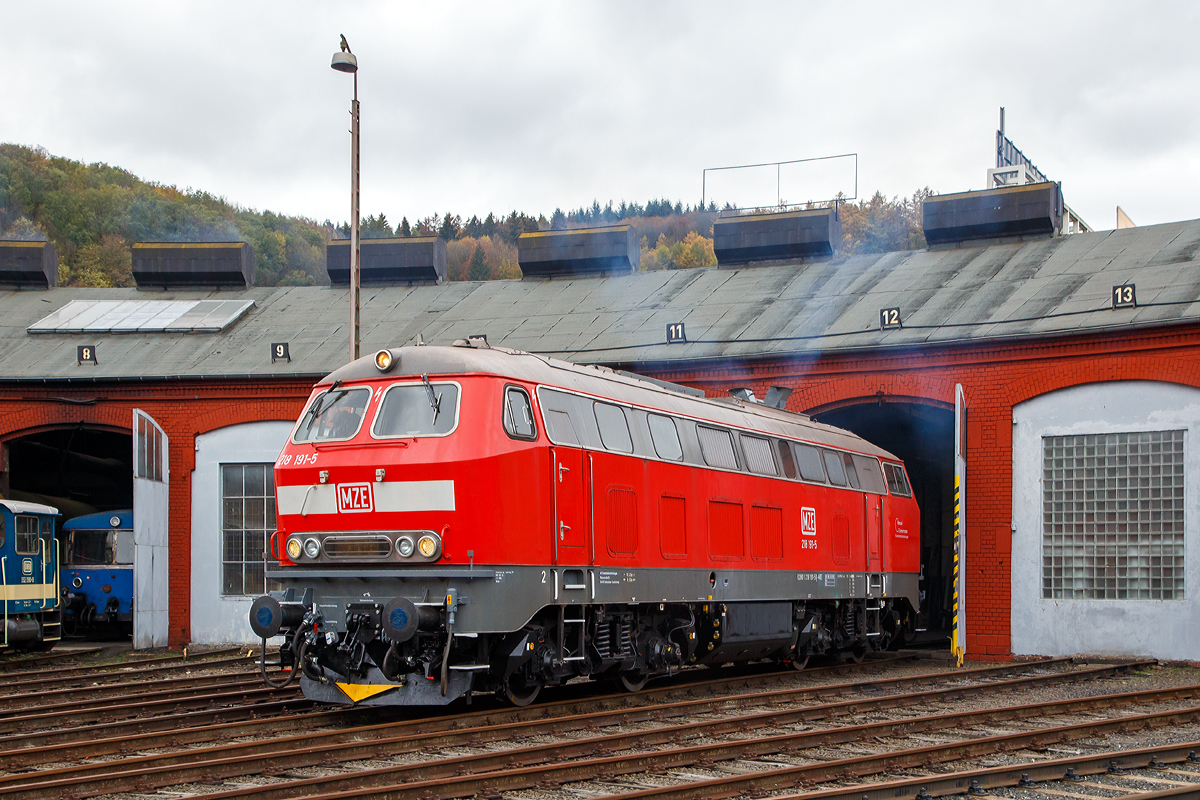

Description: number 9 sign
[271,342,291,363]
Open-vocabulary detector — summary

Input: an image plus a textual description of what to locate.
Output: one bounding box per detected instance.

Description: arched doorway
[810,400,954,642]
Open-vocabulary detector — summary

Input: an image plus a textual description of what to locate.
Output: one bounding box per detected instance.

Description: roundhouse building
[0,200,1198,661]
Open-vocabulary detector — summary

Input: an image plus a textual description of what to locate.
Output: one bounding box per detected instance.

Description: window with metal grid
[221,464,280,596]
[1042,430,1185,600]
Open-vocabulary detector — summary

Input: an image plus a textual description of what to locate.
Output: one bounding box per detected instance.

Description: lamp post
[332,36,360,362]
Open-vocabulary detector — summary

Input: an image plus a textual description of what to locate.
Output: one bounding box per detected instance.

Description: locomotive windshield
[66,530,133,566]
[293,386,370,442]
[373,382,460,437]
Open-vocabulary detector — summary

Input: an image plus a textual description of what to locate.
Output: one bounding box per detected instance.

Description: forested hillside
[0,144,930,288]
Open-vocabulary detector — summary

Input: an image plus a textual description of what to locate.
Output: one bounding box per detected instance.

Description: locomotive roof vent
[616,370,706,398]
[712,206,841,267]
[0,240,57,289]
[131,242,254,290]
[922,182,1064,246]
[326,236,447,286]
[730,385,793,410]
[516,224,640,279]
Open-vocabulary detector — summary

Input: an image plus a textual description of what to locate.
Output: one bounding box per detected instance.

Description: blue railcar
[0,500,61,650]
[60,510,133,636]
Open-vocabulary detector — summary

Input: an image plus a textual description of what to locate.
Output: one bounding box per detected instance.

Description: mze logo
[337,483,374,513]
[800,507,817,536]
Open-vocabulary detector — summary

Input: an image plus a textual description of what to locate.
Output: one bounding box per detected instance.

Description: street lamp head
[331,51,358,73]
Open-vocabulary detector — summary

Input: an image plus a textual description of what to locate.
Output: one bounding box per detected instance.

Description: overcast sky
[3,2,1198,231]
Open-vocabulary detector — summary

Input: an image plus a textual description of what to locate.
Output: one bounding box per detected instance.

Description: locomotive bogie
[256,344,922,705]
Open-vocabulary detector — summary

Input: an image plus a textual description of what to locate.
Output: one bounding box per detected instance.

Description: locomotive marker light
[396,535,415,557]
[417,533,440,558]
[374,349,395,372]
[303,538,321,559]
[286,538,303,560]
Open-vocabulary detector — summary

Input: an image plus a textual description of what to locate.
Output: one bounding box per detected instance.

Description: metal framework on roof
[1,218,1199,382]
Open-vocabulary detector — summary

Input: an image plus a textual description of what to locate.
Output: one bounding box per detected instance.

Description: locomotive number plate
[336,482,374,513]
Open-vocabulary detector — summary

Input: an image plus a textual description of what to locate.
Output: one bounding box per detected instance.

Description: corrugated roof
[3,219,1200,382]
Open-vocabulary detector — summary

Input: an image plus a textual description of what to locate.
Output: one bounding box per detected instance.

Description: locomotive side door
[865,493,883,576]
[551,446,590,565]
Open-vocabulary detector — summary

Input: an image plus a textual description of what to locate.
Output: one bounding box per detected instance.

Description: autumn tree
[466,242,489,281]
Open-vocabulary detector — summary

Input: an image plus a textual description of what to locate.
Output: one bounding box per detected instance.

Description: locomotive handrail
[265,567,495,580]
[38,537,48,610]
[2,555,7,648]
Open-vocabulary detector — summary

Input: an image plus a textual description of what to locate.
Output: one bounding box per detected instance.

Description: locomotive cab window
[373,381,460,438]
[742,435,778,476]
[776,440,797,479]
[841,453,861,489]
[793,444,827,483]
[851,455,888,494]
[503,386,537,440]
[648,414,683,461]
[14,516,39,554]
[594,402,633,453]
[883,463,912,496]
[822,449,848,487]
[293,386,370,443]
[698,425,738,470]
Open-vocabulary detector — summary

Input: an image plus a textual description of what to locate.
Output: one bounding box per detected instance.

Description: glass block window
[1043,430,1185,600]
[221,464,280,596]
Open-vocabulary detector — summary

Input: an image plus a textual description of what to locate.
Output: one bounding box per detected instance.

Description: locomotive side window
[14,516,38,554]
[544,410,579,445]
[822,449,848,486]
[373,382,460,438]
[776,440,797,479]
[697,425,738,470]
[841,453,861,489]
[742,435,778,476]
[594,402,633,453]
[648,414,683,461]
[293,386,370,443]
[503,386,537,440]
[884,463,912,496]
[70,531,112,565]
[852,455,888,494]
[793,444,827,483]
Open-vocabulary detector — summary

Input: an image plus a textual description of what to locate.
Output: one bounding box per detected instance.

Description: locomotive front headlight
[417,534,439,558]
[396,536,415,557]
[303,537,321,559]
[286,538,303,560]
[374,349,394,372]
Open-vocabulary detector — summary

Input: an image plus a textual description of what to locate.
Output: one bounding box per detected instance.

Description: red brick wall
[0,379,314,646]
[642,322,1200,661]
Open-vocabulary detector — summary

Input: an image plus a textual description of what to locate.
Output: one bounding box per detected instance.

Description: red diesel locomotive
[251,340,920,706]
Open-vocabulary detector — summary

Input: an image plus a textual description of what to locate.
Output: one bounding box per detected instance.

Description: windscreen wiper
[302,380,344,427]
[421,373,441,424]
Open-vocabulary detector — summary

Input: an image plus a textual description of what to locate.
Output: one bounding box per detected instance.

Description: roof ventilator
[517,225,640,279]
[0,240,57,289]
[922,183,1066,246]
[712,206,841,267]
[326,236,447,286]
[132,242,255,289]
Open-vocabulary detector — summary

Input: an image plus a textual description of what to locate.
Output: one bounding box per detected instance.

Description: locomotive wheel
[504,675,542,707]
[844,645,867,664]
[619,670,649,692]
[787,653,809,671]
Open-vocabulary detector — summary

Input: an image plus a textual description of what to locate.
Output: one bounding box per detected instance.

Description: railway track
[0,656,1181,800]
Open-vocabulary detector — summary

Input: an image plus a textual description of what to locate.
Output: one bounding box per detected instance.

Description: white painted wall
[133,410,169,649]
[1012,381,1200,661]
[191,421,292,644]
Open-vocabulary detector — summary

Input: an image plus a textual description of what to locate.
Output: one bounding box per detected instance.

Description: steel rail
[0,680,300,735]
[0,658,1134,784]
[0,645,245,681]
[144,690,1200,800]
[0,665,264,711]
[0,655,1070,764]
[0,647,102,670]
[0,653,256,692]
[664,743,1200,800]
[0,664,1175,800]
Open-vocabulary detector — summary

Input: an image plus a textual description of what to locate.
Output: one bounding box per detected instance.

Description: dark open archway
[810,400,954,643]
[2,425,133,519]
